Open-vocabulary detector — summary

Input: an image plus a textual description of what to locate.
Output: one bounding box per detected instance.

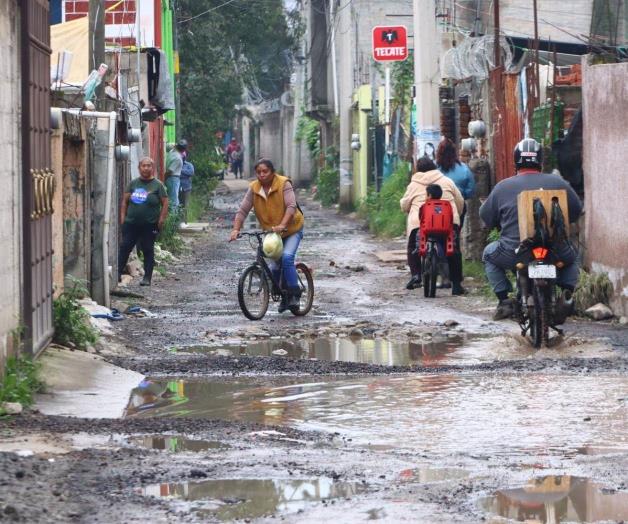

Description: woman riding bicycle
[230,158,304,312]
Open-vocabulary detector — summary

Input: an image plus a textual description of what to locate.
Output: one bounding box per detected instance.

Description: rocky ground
[1,179,627,523]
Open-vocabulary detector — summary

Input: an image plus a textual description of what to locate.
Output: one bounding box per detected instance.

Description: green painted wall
[161,0,176,144]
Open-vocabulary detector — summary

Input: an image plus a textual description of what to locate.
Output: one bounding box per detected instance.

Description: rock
[443,319,459,327]
[189,469,207,478]
[1,402,23,415]
[349,328,364,338]
[619,316,628,325]
[585,303,614,321]
[125,259,144,277]
[271,349,288,356]
[120,274,134,286]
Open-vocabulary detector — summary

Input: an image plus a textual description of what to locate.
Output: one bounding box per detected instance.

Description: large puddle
[182,333,615,367]
[140,477,364,521]
[127,373,628,457]
[482,475,628,523]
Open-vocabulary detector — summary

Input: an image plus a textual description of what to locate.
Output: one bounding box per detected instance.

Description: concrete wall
[582,58,628,316]
[258,112,282,171]
[0,0,23,367]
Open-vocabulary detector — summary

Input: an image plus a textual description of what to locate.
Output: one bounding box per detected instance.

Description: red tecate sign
[372,25,408,62]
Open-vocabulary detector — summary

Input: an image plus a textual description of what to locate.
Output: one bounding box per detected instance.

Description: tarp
[51,16,89,88]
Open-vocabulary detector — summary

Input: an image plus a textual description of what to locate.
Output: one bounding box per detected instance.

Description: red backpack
[419,199,455,257]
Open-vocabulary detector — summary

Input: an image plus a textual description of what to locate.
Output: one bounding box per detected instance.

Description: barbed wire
[441,34,513,80]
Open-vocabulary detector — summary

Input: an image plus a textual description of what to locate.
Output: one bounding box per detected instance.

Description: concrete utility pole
[412,0,440,160]
[88,0,105,105]
[337,0,354,208]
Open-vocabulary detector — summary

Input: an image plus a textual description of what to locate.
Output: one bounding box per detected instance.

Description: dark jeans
[407,226,463,284]
[118,222,159,281]
[232,159,243,178]
[179,189,191,222]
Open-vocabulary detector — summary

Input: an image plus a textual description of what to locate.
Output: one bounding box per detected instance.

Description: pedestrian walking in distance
[179,155,194,225]
[165,139,187,212]
[118,157,168,286]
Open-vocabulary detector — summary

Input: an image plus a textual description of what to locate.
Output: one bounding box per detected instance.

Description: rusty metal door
[21,0,54,356]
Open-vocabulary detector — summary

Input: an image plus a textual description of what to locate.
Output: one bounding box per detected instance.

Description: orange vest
[250,174,304,237]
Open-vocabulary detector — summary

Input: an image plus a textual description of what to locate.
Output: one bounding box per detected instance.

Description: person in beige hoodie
[400,156,465,294]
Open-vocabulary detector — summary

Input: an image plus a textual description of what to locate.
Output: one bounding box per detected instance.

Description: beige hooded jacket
[399,169,465,236]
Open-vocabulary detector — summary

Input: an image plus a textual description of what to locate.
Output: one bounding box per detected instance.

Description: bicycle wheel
[238,265,269,320]
[291,263,314,316]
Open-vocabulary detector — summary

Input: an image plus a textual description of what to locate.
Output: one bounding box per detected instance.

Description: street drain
[129,435,228,452]
[140,478,364,521]
[482,475,628,523]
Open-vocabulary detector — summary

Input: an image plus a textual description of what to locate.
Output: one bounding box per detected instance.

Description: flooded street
[3,184,627,523]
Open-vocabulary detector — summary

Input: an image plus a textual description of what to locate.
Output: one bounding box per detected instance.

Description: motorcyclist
[479,138,583,320]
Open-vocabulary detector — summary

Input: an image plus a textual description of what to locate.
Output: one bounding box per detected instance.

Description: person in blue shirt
[179,156,194,225]
[436,138,476,292]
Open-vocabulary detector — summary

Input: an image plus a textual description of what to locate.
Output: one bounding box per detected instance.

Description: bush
[157,209,185,255]
[316,167,339,207]
[361,163,410,237]
[574,270,614,314]
[53,280,98,350]
[0,356,43,414]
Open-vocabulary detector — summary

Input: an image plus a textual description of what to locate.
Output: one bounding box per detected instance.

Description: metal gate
[21,0,54,356]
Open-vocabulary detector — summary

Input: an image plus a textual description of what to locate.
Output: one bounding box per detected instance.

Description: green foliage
[361,164,410,237]
[391,50,414,114]
[53,280,98,350]
[487,228,501,243]
[316,167,339,207]
[0,356,43,414]
[295,115,321,160]
[157,210,185,255]
[574,270,614,314]
[186,172,219,223]
[177,0,298,147]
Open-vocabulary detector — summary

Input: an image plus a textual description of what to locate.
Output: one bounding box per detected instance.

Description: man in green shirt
[118,157,168,286]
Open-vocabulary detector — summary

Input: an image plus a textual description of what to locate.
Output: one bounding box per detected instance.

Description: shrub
[361,163,410,237]
[53,280,98,350]
[574,270,614,314]
[0,356,43,414]
[316,167,339,207]
[158,209,185,255]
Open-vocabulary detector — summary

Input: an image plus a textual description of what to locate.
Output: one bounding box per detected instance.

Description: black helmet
[514,138,542,170]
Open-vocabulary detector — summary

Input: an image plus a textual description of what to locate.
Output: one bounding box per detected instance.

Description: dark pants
[179,189,191,222]
[118,222,159,281]
[232,159,243,178]
[407,226,463,285]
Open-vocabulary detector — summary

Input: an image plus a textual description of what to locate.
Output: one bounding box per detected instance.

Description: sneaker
[278,296,288,313]
[139,277,151,287]
[406,275,422,290]
[493,299,514,320]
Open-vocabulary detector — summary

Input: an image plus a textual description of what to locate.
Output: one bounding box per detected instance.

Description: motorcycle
[513,197,569,348]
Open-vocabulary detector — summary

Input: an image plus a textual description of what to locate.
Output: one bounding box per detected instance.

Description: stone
[619,316,628,325]
[125,259,144,277]
[585,303,614,321]
[349,328,364,338]
[1,402,23,415]
[443,319,459,327]
[272,349,288,356]
[120,274,134,286]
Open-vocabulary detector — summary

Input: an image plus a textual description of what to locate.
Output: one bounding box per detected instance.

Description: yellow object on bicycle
[262,232,283,260]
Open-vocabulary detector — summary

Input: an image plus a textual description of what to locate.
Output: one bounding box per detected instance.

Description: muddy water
[482,475,628,523]
[129,436,228,452]
[140,477,364,521]
[129,373,628,458]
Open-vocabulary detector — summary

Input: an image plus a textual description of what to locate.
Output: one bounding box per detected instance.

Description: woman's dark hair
[436,138,461,172]
[415,156,437,173]
[426,184,443,199]
[254,158,275,172]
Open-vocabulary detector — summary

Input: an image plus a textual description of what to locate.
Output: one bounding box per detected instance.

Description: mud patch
[140,477,365,520]
[397,467,469,483]
[129,435,229,452]
[482,475,628,523]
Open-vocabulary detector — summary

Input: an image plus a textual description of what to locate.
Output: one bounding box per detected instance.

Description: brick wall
[0,0,23,367]
[64,0,138,46]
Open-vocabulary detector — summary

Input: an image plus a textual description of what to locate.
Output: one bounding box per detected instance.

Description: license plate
[528,263,557,279]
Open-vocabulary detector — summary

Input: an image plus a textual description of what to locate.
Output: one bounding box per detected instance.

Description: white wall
[0,0,23,365]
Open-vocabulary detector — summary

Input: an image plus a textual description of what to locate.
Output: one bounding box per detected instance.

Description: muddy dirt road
[2,180,628,523]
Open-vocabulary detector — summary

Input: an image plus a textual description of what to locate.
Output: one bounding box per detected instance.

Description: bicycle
[418,200,455,298]
[236,231,314,320]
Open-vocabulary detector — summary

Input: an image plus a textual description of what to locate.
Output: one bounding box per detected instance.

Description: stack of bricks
[64,0,137,46]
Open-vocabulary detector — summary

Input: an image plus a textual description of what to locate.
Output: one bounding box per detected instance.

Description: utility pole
[533,0,540,100]
[412,0,440,160]
[88,0,105,107]
[337,0,354,208]
[494,0,500,67]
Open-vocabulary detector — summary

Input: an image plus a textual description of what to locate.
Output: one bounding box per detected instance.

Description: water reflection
[127,374,628,456]
[141,478,363,521]
[483,475,628,523]
[130,436,227,452]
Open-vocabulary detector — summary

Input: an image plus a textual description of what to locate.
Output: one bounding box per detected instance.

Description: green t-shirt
[124,177,167,225]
